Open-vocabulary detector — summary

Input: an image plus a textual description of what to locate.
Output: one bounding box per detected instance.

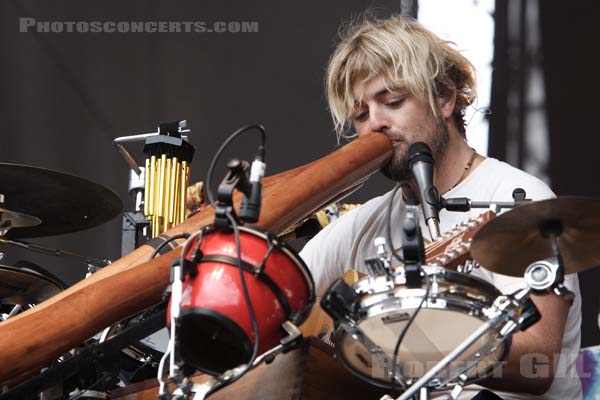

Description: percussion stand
[121,167,150,257]
[385,222,573,400]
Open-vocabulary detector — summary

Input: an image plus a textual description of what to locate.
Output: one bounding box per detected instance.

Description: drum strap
[200,254,293,320]
[146,234,180,255]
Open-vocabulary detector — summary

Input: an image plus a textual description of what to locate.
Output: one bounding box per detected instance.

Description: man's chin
[380,160,409,182]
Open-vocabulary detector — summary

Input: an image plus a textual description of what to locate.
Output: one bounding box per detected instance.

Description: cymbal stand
[0,237,111,276]
[525,219,574,302]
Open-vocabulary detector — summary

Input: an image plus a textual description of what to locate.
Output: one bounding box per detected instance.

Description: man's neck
[434,127,484,194]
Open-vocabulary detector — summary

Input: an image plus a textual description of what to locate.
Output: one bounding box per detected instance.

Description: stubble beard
[381,114,450,182]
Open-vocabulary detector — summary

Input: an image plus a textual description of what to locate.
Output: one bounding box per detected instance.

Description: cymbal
[0,163,123,238]
[0,264,64,305]
[0,207,41,236]
[470,196,600,277]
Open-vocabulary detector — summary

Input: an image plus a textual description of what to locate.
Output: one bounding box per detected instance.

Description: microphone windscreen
[408,142,434,166]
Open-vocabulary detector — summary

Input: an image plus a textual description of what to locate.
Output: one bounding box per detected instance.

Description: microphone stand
[441,188,531,212]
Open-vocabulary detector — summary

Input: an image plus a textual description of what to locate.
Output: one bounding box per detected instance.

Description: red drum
[170,225,315,375]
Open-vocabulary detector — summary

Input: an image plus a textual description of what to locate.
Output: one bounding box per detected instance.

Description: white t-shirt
[300,157,582,400]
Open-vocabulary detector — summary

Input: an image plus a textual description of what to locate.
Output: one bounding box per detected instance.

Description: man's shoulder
[469,157,555,200]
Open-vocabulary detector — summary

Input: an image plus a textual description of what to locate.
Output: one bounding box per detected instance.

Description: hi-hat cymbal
[470,196,600,277]
[0,207,41,236]
[0,163,123,238]
[0,264,64,305]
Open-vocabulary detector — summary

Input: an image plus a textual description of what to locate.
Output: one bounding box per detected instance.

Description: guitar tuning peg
[446,250,458,259]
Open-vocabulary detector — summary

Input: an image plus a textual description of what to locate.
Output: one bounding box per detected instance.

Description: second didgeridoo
[0,132,391,381]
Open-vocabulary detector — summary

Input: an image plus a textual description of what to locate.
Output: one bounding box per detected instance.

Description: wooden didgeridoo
[0,132,391,381]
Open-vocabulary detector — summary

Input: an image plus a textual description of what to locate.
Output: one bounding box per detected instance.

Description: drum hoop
[359,293,492,321]
[355,266,501,304]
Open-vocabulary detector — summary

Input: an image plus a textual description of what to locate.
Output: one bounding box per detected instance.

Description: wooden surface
[0,132,391,381]
[110,339,388,400]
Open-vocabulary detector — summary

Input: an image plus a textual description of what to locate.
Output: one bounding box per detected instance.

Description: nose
[366,105,390,134]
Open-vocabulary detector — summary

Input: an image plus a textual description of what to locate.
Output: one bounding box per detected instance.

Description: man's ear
[438,90,457,120]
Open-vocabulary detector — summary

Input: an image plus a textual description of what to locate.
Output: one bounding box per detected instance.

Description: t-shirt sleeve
[299,212,357,297]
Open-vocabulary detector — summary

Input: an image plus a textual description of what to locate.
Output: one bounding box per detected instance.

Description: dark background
[1,1,599,345]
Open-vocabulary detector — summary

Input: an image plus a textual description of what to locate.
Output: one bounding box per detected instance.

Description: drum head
[178,307,254,376]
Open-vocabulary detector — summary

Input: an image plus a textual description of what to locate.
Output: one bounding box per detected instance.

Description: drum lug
[321,278,359,323]
[280,320,303,351]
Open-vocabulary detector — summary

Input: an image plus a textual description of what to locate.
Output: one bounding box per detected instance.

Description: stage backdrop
[1,1,599,346]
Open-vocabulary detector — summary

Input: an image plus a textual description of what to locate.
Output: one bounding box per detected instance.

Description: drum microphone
[407,142,441,240]
[240,145,266,223]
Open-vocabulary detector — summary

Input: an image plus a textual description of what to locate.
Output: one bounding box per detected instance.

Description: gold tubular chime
[143,124,195,238]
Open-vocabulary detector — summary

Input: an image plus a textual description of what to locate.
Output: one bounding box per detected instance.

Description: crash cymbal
[470,196,600,277]
[0,263,64,305]
[0,207,41,236]
[0,163,122,238]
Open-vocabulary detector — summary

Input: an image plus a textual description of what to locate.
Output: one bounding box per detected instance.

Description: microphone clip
[213,158,253,229]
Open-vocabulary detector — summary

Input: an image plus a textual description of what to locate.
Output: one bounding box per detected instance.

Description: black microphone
[407,142,441,240]
[239,145,266,223]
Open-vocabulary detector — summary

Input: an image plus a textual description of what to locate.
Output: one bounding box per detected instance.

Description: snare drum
[172,225,315,375]
[326,266,510,390]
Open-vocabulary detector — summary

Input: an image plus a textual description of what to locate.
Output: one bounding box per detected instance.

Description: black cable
[389,274,431,398]
[386,179,429,398]
[205,124,266,206]
[205,212,260,398]
[148,233,190,260]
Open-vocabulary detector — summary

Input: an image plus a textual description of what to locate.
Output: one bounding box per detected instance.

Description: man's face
[351,75,449,181]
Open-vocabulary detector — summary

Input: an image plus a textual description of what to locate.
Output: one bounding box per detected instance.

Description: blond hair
[326,15,476,139]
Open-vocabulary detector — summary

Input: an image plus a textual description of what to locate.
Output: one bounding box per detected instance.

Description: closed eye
[386,98,405,108]
[352,111,368,122]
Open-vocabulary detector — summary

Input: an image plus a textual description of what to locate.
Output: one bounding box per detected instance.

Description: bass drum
[328,266,511,390]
